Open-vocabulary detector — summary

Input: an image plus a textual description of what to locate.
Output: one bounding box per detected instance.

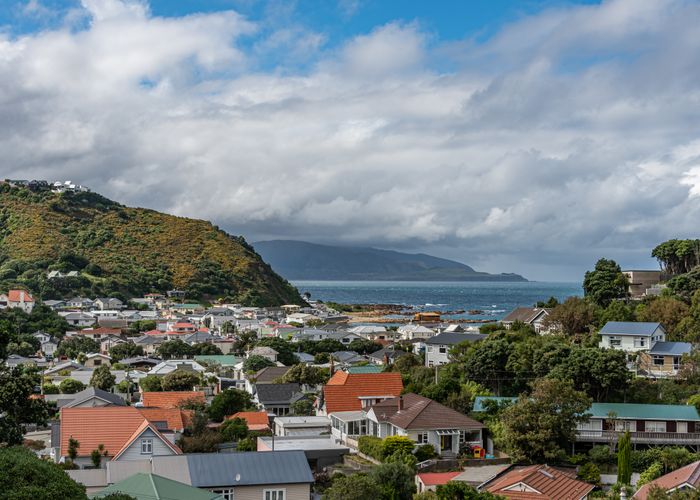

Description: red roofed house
[137,407,193,432]
[319,371,404,415]
[481,464,594,499]
[633,460,700,499]
[226,411,271,432]
[58,406,181,468]
[141,391,206,409]
[416,472,461,493]
[0,289,35,313]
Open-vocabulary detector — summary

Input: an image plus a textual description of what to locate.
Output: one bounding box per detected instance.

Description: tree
[636,297,689,339]
[89,365,116,391]
[138,375,162,392]
[348,338,383,355]
[191,343,223,355]
[381,436,415,458]
[599,300,635,324]
[435,482,500,499]
[59,378,86,394]
[220,417,248,441]
[618,431,632,485]
[161,370,200,391]
[56,337,100,359]
[277,364,329,386]
[548,347,630,401]
[0,366,49,446]
[463,337,513,395]
[583,258,629,307]
[291,399,314,416]
[236,436,256,451]
[91,444,107,468]
[108,343,144,362]
[369,461,415,500]
[673,291,700,343]
[323,474,382,500]
[208,388,254,422]
[68,437,80,461]
[256,338,297,365]
[544,297,597,336]
[243,355,275,372]
[577,462,601,486]
[500,379,592,463]
[156,339,194,360]
[0,446,87,499]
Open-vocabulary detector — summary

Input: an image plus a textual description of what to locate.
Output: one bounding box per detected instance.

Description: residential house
[598,322,666,352]
[93,473,220,500]
[137,408,193,433]
[193,355,240,369]
[120,356,161,370]
[416,466,511,493]
[331,393,485,457]
[66,297,94,309]
[100,335,126,354]
[319,371,403,416]
[255,383,306,416]
[273,416,331,437]
[501,307,553,333]
[58,387,127,408]
[83,353,111,368]
[107,451,314,500]
[398,324,436,341]
[133,335,166,356]
[41,339,59,357]
[368,346,412,366]
[61,312,97,327]
[94,298,125,310]
[424,332,487,367]
[416,472,462,493]
[638,342,692,378]
[56,406,181,467]
[481,464,594,499]
[183,331,218,345]
[331,350,367,365]
[33,331,52,344]
[623,270,664,299]
[141,391,206,409]
[633,460,700,499]
[249,346,279,363]
[0,289,35,313]
[346,365,383,374]
[68,327,121,341]
[294,352,315,364]
[256,436,349,472]
[148,360,206,376]
[227,411,271,432]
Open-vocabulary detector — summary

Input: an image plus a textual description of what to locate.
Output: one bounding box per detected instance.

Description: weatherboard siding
[230,483,310,500]
[115,428,177,461]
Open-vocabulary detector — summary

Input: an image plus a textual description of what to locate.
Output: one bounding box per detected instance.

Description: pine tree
[617,431,632,485]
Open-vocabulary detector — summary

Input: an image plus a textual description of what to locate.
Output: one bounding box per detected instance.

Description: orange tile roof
[142,391,206,409]
[112,420,181,460]
[143,329,165,336]
[7,290,34,302]
[60,406,148,458]
[137,408,193,431]
[417,472,461,486]
[485,465,594,500]
[323,372,403,413]
[227,411,270,431]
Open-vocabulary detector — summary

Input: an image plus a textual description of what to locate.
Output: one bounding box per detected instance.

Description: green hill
[0,184,303,306]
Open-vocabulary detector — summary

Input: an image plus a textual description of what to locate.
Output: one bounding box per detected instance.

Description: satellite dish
[235,473,241,482]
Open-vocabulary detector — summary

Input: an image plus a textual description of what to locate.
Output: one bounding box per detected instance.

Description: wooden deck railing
[577,430,700,444]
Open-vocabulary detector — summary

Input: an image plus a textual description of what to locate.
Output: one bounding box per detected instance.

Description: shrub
[42,384,59,395]
[637,462,663,488]
[59,378,85,394]
[358,436,383,460]
[381,436,415,458]
[577,462,601,486]
[414,444,437,462]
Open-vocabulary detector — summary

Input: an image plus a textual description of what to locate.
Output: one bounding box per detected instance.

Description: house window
[673,356,681,369]
[634,338,647,348]
[438,346,447,354]
[614,421,634,432]
[652,355,665,366]
[141,438,153,454]
[93,360,101,366]
[645,421,666,432]
[417,432,429,444]
[459,431,465,444]
[264,489,285,500]
[609,336,622,347]
[427,346,433,353]
[677,422,688,433]
[213,489,234,500]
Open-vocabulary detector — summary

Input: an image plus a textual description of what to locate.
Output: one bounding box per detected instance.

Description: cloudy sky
[2,0,700,281]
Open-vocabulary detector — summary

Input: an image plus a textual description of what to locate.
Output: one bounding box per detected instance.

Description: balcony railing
[577,430,700,444]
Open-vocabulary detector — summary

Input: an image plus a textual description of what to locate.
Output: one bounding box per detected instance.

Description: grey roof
[120,356,162,366]
[294,352,314,363]
[134,335,166,345]
[649,341,692,356]
[502,307,549,324]
[332,351,365,363]
[599,322,664,336]
[256,383,303,404]
[424,332,487,345]
[182,451,314,487]
[59,387,127,408]
[183,332,218,344]
[254,366,292,383]
[369,348,411,360]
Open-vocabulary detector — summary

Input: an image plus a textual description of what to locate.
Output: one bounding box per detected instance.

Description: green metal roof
[194,355,240,366]
[589,403,700,421]
[347,365,383,374]
[92,473,221,500]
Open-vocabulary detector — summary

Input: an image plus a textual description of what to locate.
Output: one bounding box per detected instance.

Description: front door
[440,434,453,452]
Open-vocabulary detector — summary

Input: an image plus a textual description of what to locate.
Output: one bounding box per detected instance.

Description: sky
[1,0,700,282]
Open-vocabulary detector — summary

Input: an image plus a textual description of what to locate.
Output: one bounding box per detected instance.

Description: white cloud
[2,0,700,280]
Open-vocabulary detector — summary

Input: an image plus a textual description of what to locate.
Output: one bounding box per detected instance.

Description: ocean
[291,281,583,322]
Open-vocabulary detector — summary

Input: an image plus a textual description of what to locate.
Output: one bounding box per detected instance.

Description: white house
[398,324,436,341]
[0,289,35,313]
[598,322,666,353]
[424,332,487,367]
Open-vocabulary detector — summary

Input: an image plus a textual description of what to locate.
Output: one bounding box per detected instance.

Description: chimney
[20,290,25,303]
[397,395,404,411]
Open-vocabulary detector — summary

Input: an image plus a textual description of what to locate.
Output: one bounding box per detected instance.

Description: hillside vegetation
[0,184,303,306]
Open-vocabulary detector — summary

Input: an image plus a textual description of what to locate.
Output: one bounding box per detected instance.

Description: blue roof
[185,451,314,487]
[649,341,692,356]
[599,322,664,336]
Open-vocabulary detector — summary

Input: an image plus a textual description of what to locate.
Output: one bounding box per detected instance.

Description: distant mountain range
[254,240,527,282]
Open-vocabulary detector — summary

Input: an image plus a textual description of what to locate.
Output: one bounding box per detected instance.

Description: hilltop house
[638,341,692,378]
[0,289,35,313]
[598,322,666,352]
[501,307,552,333]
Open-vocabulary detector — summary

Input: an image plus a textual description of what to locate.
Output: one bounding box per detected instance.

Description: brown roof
[484,465,594,500]
[633,460,700,499]
[323,372,403,413]
[141,391,206,409]
[502,308,549,324]
[254,366,292,384]
[369,393,484,430]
